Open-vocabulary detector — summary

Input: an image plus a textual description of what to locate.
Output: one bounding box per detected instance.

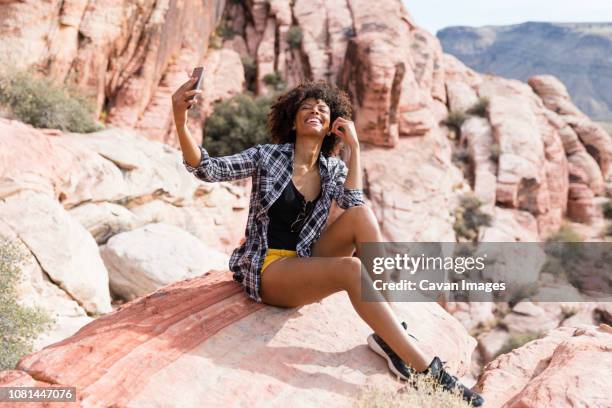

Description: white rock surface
[100,223,230,300]
[0,190,112,315]
[69,201,144,244]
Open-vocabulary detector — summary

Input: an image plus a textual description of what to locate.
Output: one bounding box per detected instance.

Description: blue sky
[404,0,612,34]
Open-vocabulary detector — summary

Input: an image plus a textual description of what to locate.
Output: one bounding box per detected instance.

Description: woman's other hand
[171,76,202,126]
[331,117,359,149]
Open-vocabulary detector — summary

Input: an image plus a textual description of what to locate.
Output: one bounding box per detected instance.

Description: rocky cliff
[438,22,612,121]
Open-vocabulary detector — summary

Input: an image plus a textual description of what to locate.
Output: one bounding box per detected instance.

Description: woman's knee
[333,256,362,292]
[345,205,378,227]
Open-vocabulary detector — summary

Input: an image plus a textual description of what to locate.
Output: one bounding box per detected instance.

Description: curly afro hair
[267,80,353,157]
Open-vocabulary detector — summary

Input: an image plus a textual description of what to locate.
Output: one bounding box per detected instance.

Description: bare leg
[260,205,431,372]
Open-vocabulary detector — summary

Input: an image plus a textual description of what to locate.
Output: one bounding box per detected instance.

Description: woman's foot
[367,323,484,407]
[366,330,414,381]
[419,356,484,407]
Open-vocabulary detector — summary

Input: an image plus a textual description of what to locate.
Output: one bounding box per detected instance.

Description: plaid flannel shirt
[183,142,365,303]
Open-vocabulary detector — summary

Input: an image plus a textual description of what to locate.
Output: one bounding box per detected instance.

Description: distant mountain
[437,22,612,121]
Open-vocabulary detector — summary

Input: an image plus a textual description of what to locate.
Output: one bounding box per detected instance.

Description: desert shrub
[466,96,489,117]
[543,224,591,291]
[539,255,566,279]
[204,93,273,156]
[601,200,612,219]
[546,224,583,243]
[287,26,303,49]
[216,24,235,40]
[452,146,470,165]
[453,193,492,241]
[508,284,539,307]
[241,55,257,93]
[443,110,467,130]
[489,143,501,162]
[495,331,544,358]
[354,374,471,408]
[263,72,286,91]
[209,32,222,49]
[0,239,54,370]
[0,68,102,133]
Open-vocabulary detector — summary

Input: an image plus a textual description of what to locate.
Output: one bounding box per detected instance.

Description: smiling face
[294,97,331,139]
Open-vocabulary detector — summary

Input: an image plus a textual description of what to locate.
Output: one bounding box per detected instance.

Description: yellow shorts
[261,248,298,274]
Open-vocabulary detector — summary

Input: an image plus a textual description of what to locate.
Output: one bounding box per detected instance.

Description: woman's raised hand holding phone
[171,69,203,125]
[172,67,204,168]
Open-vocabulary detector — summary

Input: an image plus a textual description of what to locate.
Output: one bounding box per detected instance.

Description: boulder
[0,221,93,353]
[447,80,479,113]
[69,202,143,245]
[479,207,539,242]
[475,324,612,408]
[0,189,112,315]
[100,223,229,300]
[62,128,202,207]
[477,329,511,364]
[0,118,126,208]
[501,301,564,335]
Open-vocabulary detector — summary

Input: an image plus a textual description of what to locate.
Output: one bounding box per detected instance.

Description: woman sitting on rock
[172,77,483,407]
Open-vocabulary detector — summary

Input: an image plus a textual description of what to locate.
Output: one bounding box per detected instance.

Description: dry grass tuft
[354,375,471,408]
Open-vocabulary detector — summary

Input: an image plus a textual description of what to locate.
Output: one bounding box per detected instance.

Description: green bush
[489,143,501,162]
[443,110,467,130]
[508,284,539,308]
[466,96,489,117]
[204,93,273,156]
[606,222,612,236]
[495,331,544,358]
[0,68,103,133]
[0,239,54,370]
[453,193,492,241]
[241,55,257,93]
[601,200,612,219]
[287,26,303,49]
[209,32,222,49]
[216,24,235,40]
[546,224,583,243]
[263,72,286,91]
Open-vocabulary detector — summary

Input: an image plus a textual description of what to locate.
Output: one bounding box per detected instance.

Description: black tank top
[267,179,321,250]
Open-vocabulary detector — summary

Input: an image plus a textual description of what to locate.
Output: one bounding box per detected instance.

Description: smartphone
[191,66,204,91]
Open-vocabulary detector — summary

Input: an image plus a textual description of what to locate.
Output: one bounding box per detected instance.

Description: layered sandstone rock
[1,270,475,407]
[2,0,610,240]
[0,0,223,143]
[530,74,612,202]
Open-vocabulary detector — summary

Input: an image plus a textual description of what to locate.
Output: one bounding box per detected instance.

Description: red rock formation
[474,324,612,408]
[0,269,475,406]
[2,0,609,240]
[0,0,223,145]
[529,75,611,222]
